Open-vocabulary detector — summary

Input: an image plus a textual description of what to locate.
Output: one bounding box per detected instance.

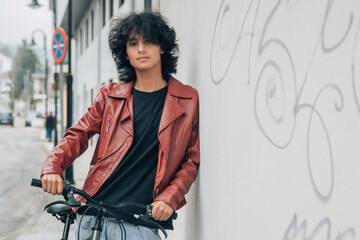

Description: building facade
[0,53,12,108]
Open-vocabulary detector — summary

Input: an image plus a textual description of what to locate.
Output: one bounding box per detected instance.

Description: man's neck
[134,71,167,92]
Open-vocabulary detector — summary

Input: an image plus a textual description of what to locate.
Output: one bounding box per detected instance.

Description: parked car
[0,109,14,126]
[25,111,44,127]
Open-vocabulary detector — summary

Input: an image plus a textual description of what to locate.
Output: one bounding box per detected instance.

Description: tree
[12,40,38,99]
[0,46,12,58]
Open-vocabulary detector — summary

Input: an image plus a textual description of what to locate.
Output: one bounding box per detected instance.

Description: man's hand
[41,173,63,195]
[151,201,174,221]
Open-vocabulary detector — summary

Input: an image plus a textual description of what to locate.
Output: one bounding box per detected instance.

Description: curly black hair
[108,11,179,82]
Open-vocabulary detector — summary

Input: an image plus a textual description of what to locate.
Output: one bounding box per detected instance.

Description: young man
[40,11,200,239]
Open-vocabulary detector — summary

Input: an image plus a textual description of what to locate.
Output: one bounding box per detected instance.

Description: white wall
[159,0,360,239]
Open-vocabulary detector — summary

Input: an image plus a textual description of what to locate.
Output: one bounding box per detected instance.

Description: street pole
[54,72,58,146]
[44,34,48,116]
[53,0,58,147]
[64,0,74,184]
[24,70,31,116]
[60,64,64,139]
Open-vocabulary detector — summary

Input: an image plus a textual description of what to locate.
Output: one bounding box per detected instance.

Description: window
[91,10,94,41]
[119,0,124,8]
[109,0,113,19]
[85,19,89,48]
[102,0,106,27]
[80,28,83,55]
[144,0,151,11]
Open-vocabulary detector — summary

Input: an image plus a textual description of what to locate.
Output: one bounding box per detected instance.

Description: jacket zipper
[106,119,111,132]
[154,143,161,199]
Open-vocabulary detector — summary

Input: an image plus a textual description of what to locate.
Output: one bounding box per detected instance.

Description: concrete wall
[159,0,360,239]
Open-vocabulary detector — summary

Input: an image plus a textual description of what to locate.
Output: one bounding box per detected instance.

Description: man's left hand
[151,201,174,221]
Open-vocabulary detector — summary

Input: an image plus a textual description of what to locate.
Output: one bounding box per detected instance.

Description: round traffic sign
[52,28,68,63]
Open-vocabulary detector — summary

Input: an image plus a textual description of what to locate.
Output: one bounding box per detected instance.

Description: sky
[0,0,52,51]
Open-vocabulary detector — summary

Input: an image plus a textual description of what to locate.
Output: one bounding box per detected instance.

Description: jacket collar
[106,76,193,99]
[107,80,134,99]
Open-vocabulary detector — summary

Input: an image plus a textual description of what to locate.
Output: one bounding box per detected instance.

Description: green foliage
[12,40,38,99]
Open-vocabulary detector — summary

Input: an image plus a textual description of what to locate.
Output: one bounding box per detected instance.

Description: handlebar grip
[31,178,42,188]
[170,212,177,220]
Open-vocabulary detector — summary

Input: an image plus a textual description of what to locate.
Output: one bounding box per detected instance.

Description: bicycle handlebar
[31,178,178,219]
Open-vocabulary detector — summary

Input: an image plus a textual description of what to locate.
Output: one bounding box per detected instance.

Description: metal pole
[53,0,58,146]
[24,71,31,116]
[68,0,72,74]
[64,0,74,184]
[60,63,64,138]
[44,34,48,115]
[54,72,58,146]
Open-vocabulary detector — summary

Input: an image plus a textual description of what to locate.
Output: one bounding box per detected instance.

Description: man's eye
[129,42,136,46]
[145,39,151,44]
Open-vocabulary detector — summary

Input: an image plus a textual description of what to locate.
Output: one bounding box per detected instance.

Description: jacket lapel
[158,77,192,134]
[158,94,184,134]
[120,96,134,136]
[107,81,134,136]
[158,77,193,161]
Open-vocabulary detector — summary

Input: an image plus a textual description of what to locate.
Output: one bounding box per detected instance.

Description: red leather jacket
[41,77,200,211]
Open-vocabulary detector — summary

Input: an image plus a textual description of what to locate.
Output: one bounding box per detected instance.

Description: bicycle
[31,178,177,240]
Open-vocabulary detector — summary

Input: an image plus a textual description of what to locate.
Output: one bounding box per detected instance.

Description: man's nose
[137,42,146,52]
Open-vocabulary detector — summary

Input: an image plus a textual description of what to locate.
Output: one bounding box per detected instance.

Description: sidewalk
[15,138,95,240]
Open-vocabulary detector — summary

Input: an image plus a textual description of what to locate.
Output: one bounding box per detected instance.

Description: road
[0,117,73,240]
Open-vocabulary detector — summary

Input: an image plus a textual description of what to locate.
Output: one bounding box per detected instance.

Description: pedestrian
[45,112,55,142]
[40,11,200,240]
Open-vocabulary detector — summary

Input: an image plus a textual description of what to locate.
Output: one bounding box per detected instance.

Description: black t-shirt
[80,85,173,229]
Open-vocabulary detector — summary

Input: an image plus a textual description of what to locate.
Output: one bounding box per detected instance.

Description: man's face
[126,34,163,74]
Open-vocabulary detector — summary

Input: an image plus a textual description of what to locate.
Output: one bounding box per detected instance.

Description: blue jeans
[75,214,162,240]
[46,128,52,140]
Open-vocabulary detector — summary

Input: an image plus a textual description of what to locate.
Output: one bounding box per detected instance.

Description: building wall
[68,0,360,239]
[159,0,360,240]
[0,53,12,104]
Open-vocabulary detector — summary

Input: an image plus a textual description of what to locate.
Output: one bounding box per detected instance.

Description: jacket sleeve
[40,85,108,178]
[155,91,200,210]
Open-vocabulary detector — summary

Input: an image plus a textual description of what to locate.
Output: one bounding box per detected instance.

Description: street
[0,117,73,240]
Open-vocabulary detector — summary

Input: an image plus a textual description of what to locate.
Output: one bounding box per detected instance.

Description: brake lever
[44,188,83,211]
[65,186,83,207]
[133,205,168,238]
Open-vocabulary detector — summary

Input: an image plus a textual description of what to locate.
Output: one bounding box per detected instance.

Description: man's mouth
[137,57,150,60]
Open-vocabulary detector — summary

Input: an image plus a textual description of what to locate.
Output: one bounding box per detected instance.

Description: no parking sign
[52,28,68,63]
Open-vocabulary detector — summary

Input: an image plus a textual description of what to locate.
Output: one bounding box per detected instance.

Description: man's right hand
[41,174,63,195]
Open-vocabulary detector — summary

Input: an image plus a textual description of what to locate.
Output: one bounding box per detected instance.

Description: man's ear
[126,55,129,60]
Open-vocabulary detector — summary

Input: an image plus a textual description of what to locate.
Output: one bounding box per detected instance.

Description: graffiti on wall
[210,0,360,238]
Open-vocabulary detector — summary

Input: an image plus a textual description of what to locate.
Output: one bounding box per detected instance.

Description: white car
[25,111,44,127]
